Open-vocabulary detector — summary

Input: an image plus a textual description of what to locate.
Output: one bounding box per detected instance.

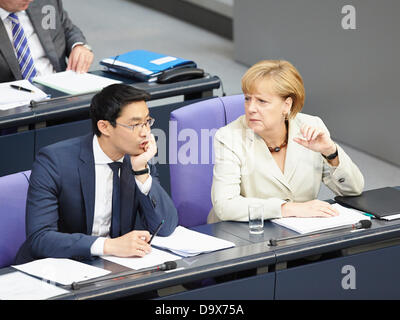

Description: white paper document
[151,226,236,257]
[0,271,69,300]
[102,247,181,270]
[33,70,122,95]
[272,203,370,234]
[12,258,111,286]
[0,80,48,110]
[381,213,400,221]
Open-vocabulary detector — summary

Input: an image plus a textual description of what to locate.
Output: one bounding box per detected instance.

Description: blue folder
[100,50,197,82]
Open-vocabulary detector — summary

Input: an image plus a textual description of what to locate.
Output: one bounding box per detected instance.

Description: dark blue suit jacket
[15,134,178,264]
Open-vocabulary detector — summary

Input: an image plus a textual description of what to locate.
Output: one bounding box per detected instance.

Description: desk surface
[61,223,275,300]
[0,222,275,300]
[1,217,400,300]
[218,218,400,263]
[0,70,221,129]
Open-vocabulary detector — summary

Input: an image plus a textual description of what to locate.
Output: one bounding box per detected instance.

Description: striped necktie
[8,13,38,82]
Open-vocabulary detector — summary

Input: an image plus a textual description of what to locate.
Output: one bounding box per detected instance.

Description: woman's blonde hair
[241,60,305,118]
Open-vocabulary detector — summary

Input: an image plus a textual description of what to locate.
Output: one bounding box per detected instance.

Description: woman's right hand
[281,200,339,218]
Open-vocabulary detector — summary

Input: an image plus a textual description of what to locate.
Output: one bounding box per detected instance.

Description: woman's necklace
[267,121,288,153]
[267,140,287,153]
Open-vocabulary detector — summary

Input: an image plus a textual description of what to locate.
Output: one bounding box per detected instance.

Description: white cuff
[90,237,106,256]
[135,175,152,196]
[71,42,84,50]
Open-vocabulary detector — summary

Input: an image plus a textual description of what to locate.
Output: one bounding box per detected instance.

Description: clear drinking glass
[248,204,264,234]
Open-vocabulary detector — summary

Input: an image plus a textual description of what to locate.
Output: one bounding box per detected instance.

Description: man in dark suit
[15,84,179,264]
[0,0,94,83]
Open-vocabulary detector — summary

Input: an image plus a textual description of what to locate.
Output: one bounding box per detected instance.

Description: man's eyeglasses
[116,118,155,131]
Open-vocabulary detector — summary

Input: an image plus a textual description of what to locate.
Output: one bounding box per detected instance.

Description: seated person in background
[0,0,94,83]
[15,84,178,264]
[208,60,364,223]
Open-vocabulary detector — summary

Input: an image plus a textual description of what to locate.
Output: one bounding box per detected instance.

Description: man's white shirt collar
[93,135,124,165]
[0,8,29,21]
[0,8,13,21]
[0,8,11,20]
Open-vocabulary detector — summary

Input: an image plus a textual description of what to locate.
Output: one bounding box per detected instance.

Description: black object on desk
[149,219,164,244]
[268,220,372,246]
[157,67,205,84]
[335,187,400,219]
[10,84,35,93]
[70,260,177,290]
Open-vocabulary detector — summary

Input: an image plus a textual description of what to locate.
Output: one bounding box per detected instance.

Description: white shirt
[0,8,55,76]
[90,135,153,256]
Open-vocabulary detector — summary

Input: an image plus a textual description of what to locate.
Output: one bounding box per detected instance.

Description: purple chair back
[0,171,30,268]
[169,95,245,227]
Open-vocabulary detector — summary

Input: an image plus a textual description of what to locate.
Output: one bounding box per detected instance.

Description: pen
[148,219,165,244]
[10,84,35,93]
[362,212,375,218]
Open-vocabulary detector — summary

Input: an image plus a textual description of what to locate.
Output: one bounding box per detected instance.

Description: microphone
[71,260,177,290]
[154,260,177,271]
[269,219,372,246]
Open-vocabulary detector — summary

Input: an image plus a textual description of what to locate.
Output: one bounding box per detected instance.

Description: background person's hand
[281,200,340,218]
[103,230,151,257]
[66,44,94,74]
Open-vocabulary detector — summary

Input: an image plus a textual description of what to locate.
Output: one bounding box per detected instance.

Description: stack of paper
[33,70,122,95]
[151,226,236,257]
[272,203,370,234]
[102,247,181,270]
[0,271,69,300]
[12,258,111,286]
[0,80,48,110]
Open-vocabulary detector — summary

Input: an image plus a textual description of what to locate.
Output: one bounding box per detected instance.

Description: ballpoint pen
[362,212,375,218]
[10,84,35,93]
[148,219,165,244]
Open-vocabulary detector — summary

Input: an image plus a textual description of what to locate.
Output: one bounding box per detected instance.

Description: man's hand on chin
[130,134,157,182]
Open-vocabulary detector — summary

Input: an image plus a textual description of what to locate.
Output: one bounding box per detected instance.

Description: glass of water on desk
[248,204,264,234]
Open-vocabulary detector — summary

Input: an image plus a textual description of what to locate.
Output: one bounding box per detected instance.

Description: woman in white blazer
[209,60,364,222]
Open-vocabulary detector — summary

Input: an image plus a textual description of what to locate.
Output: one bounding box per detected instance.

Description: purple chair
[169,95,245,227]
[0,171,30,268]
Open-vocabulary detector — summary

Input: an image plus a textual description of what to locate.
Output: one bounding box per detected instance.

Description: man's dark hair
[90,84,151,136]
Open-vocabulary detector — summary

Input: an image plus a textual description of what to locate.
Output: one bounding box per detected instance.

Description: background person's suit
[0,0,87,83]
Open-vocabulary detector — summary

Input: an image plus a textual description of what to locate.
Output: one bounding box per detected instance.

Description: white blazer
[208,113,364,222]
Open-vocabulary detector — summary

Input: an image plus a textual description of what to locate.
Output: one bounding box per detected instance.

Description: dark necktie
[108,162,122,238]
